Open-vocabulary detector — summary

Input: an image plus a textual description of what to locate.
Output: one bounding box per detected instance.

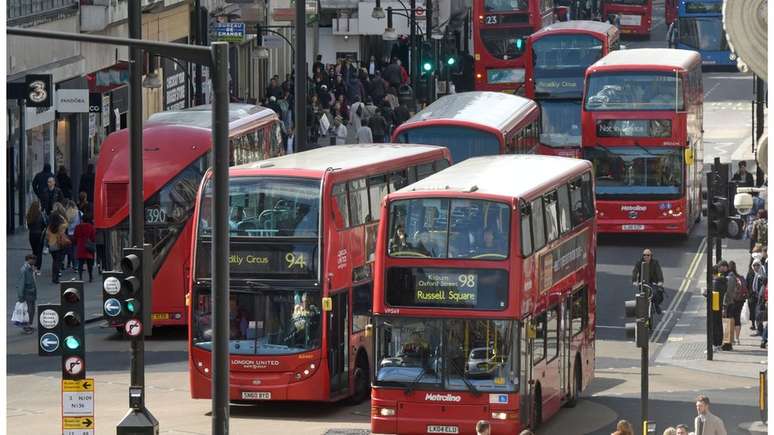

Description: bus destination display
[414,271,478,306]
[596,119,672,138]
[386,267,508,310]
[196,242,317,278]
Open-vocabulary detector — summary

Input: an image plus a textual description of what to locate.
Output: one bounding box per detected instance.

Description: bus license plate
[241,391,271,400]
[427,426,459,434]
[152,313,169,320]
[620,14,641,26]
[622,224,645,231]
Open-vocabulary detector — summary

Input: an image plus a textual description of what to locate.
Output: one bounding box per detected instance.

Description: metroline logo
[425,393,462,402]
[621,205,647,212]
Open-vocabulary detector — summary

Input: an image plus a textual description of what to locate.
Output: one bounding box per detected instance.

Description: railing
[7,0,78,23]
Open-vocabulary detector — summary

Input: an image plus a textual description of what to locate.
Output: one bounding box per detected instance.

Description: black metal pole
[294,0,306,151]
[713,157,722,264]
[642,338,648,434]
[410,0,417,81]
[706,171,714,361]
[755,76,765,143]
[194,0,204,105]
[128,0,145,395]
[211,41,231,435]
[18,98,26,232]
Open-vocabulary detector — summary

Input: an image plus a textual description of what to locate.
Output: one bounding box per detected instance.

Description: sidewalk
[655,238,767,433]
[6,228,105,326]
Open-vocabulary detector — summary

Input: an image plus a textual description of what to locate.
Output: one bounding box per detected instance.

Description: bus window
[571,287,588,336]
[368,175,389,220]
[546,307,559,361]
[581,172,594,219]
[434,159,450,171]
[416,163,435,180]
[352,282,373,332]
[348,178,371,225]
[557,184,571,234]
[520,209,533,257]
[332,183,350,229]
[533,313,546,364]
[389,170,409,192]
[407,166,418,185]
[544,191,559,242]
[530,198,546,251]
[569,178,584,227]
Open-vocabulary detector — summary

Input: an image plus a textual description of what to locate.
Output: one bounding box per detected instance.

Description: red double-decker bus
[94,104,284,329]
[473,0,555,93]
[602,0,653,36]
[188,144,451,402]
[392,91,539,163]
[371,155,597,434]
[525,20,620,157]
[581,49,704,235]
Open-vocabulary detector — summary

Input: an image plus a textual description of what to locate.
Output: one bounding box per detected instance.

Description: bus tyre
[565,359,582,408]
[349,365,370,405]
[530,385,542,430]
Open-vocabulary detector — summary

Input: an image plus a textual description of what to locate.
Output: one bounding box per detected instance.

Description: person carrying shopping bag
[15,254,38,334]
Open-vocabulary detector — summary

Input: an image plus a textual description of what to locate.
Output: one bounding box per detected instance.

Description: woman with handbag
[46,209,69,284]
[15,254,38,334]
[74,213,96,282]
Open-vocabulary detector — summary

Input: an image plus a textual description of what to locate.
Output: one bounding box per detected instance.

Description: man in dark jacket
[394,103,412,126]
[731,161,755,187]
[632,248,665,314]
[32,163,54,203]
[41,176,64,216]
[79,163,95,203]
[369,71,388,103]
[369,108,389,143]
[382,58,403,89]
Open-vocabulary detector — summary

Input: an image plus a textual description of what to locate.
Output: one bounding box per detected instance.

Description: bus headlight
[292,361,320,382]
[379,407,396,417]
[730,52,737,61]
[491,411,517,420]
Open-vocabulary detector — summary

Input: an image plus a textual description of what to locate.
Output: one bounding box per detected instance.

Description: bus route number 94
[285,252,307,270]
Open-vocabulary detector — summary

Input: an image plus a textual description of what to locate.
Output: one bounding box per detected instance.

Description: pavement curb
[738,421,768,434]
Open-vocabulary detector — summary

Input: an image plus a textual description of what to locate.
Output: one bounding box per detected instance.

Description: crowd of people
[262,55,416,150]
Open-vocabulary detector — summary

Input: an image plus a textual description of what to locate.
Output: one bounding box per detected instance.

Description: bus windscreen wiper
[632,143,656,156]
[448,360,480,396]
[405,368,427,394]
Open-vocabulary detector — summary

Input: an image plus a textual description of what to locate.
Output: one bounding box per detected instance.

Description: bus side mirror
[527,322,537,339]
[365,324,373,337]
[322,297,333,312]
[684,148,694,166]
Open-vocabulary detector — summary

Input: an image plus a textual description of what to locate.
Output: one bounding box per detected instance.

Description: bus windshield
[533,35,603,83]
[388,198,510,259]
[397,126,500,163]
[585,72,683,111]
[375,317,517,392]
[583,146,684,198]
[192,289,322,355]
[199,177,320,238]
[678,17,728,51]
[540,100,582,147]
[484,0,528,12]
[481,27,532,60]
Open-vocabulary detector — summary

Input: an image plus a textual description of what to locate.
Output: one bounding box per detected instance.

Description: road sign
[415,6,425,16]
[63,416,94,429]
[40,308,59,329]
[104,298,121,317]
[124,319,143,337]
[103,276,121,295]
[64,356,84,377]
[212,22,245,42]
[62,378,95,416]
[40,332,60,353]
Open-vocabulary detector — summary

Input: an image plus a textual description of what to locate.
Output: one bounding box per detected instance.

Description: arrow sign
[39,332,60,353]
[124,319,143,337]
[63,356,84,376]
[104,298,122,317]
[82,380,91,390]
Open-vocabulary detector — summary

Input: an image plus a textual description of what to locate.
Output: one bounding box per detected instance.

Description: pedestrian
[26,200,46,272]
[357,123,374,144]
[56,165,73,199]
[694,395,727,435]
[394,102,411,126]
[724,260,745,346]
[15,254,38,334]
[368,55,378,77]
[663,427,677,435]
[363,97,378,122]
[675,424,690,435]
[32,163,54,203]
[349,96,365,132]
[369,108,389,143]
[266,77,283,100]
[612,419,634,435]
[475,420,491,435]
[383,57,403,89]
[758,282,768,348]
[77,191,91,217]
[45,210,69,284]
[632,248,665,314]
[266,96,282,115]
[79,163,95,203]
[369,71,388,104]
[286,126,295,155]
[64,200,82,271]
[75,213,96,282]
[750,209,767,252]
[747,259,766,334]
[40,176,64,216]
[330,116,347,145]
[731,160,755,187]
[709,261,729,349]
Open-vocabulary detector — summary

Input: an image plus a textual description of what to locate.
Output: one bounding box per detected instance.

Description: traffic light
[515,37,525,53]
[708,194,729,238]
[624,293,649,348]
[121,245,153,336]
[422,58,434,74]
[445,55,456,67]
[61,281,86,380]
[103,270,126,322]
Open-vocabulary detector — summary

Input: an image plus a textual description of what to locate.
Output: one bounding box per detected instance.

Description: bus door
[519,316,534,427]
[560,296,572,399]
[543,306,561,415]
[328,291,349,394]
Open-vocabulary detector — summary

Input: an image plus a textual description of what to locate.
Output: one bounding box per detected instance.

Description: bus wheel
[565,358,582,408]
[530,385,542,430]
[348,360,370,404]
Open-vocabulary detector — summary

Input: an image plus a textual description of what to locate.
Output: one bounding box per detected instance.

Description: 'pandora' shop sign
[56,89,90,113]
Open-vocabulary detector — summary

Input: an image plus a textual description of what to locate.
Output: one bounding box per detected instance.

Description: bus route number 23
[484,15,498,25]
[285,252,307,270]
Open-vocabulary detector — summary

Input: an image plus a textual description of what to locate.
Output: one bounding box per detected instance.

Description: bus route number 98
[457,274,476,288]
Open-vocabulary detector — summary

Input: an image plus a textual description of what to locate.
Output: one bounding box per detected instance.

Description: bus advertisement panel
[94,104,284,329]
[188,144,451,403]
[526,21,620,157]
[371,155,596,434]
[581,49,704,235]
[473,0,555,93]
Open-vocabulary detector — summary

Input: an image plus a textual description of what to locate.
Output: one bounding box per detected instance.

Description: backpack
[735,274,748,301]
[356,104,363,118]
